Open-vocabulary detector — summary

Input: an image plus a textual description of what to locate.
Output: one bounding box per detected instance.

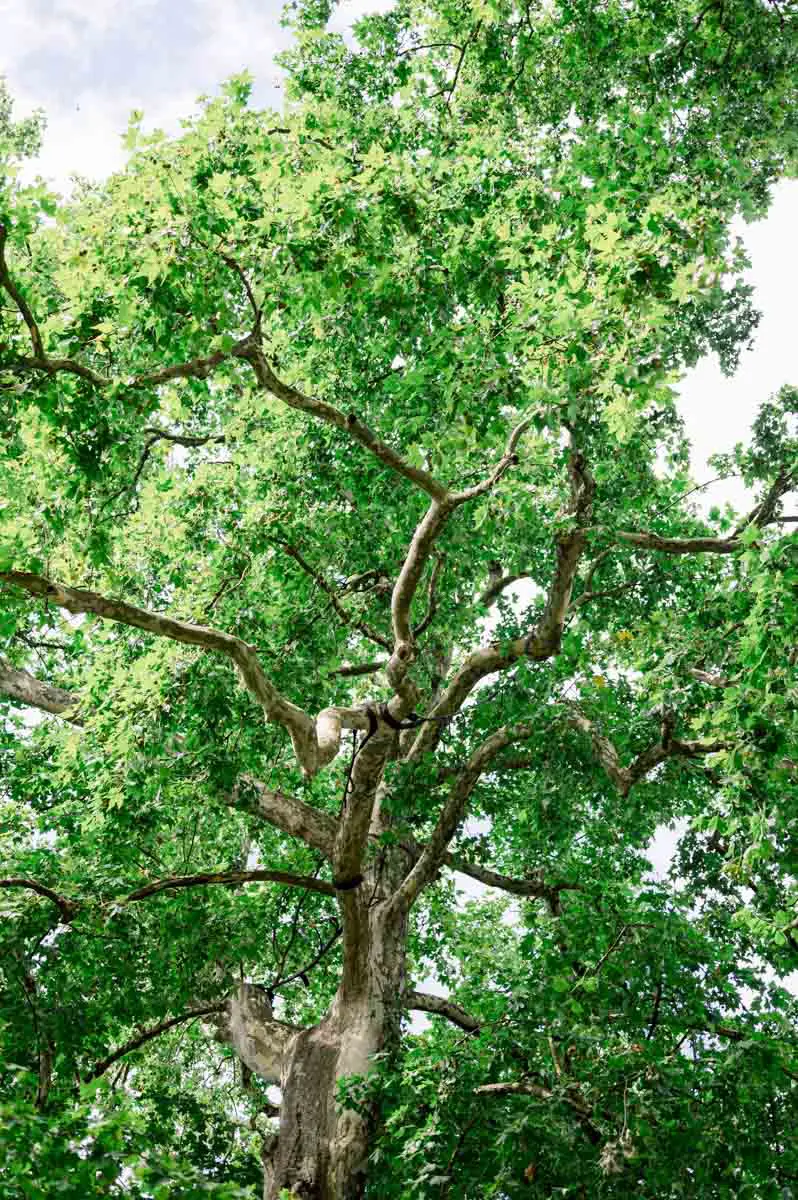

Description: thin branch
[413,554,444,638]
[442,22,482,110]
[0,227,257,392]
[474,1079,589,1115]
[242,342,448,502]
[478,570,533,607]
[102,428,228,515]
[647,976,664,1040]
[124,869,337,903]
[0,222,45,358]
[270,921,342,992]
[573,580,638,610]
[568,708,729,797]
[281,544,392,652]
[405,447,595,764]
[444,855,582,903]
[449,415,533,504]
[0,878,78,923]
[397,721,536,908]
[614,468,795,556]
[474,1078,601,1141]
[689,668,733,687]
[87,1004,225,1080]
[397,40,464,56]
[406,989,480,1033]
[217,246,261,324]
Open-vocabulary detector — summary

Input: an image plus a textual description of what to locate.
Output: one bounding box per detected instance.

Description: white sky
[3,0,796,889]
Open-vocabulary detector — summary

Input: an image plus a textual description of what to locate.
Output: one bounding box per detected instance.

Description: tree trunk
[266,894,408,1200]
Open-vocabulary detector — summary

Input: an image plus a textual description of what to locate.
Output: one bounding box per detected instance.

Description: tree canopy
[1,1,797,1197]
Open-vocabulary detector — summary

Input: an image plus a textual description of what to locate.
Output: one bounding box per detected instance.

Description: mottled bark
[242,884,409,1200]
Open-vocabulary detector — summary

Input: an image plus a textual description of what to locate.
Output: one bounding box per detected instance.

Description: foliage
[1,1,797,1196]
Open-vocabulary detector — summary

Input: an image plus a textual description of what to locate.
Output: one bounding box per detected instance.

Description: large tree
[1,2,798,1197]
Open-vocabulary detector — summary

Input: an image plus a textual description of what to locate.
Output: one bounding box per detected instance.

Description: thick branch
[327,660,386,679]
[0,657,82,723]
[614,530,741,554]
[230,777,338,859]
[214,982,296,1083]
[0,878,78,923]
[406,989,480,1033]
[124,869,336,903]
[390,498,450,654]
[87,1004,225,1080]
[388,416,534,688]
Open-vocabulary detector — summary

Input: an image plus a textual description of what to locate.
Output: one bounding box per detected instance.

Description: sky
[3,0,796,888]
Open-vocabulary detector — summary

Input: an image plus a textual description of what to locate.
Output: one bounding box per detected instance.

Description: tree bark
[221,878,409,1199]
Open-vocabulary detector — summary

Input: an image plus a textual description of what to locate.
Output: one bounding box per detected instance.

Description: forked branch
[568,708,729,796]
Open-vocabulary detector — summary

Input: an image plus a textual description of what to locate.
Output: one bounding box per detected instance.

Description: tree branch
[397,722,536,908]
[327,660,387,679]
[1,570,371,778]
[478,570,533,607]
[412,553,444,638]
[124,869,337,903]
[0,657,82,723]
[449,416,533,504]
[230,777,338,859]
[406,989,480,1033]
[614,530,741,554]
[0,223,45,359]
[241,343,448,501]
[387,415,534,691]
[444,855,581,903]
[270,921,342,992]
[474,1079,599,1140]
[405,448,595,764]
[613,468,796,556]
[281,544,392,652]
[0,878,78,923]
[87,1004,225,1080]
[567,708,728,796]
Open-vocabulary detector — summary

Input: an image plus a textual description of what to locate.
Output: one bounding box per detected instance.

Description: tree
[1,1,797,1196]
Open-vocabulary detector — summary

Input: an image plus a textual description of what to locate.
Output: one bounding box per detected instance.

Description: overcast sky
[3,0,796,892]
